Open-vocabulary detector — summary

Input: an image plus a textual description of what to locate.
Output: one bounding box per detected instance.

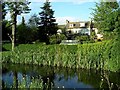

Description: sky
[5,0,120,25]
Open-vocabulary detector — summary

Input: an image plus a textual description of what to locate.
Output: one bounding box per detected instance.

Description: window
[80,23,85,27]
[69,24,73,28]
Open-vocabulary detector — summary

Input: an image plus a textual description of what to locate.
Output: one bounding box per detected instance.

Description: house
[65,20,91,35]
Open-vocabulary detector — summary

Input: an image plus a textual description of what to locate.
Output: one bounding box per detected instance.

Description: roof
[66,21,90,29]
[58,25,65,29]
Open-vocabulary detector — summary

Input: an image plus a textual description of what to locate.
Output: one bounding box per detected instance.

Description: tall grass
[1,40,120,72]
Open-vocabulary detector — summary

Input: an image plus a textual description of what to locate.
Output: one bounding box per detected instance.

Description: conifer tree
[28,14,39,28]
[6,1,31,51]
[38,0,58,44]
[2,2,7,20]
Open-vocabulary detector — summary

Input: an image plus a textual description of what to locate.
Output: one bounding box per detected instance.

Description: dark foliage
[38,1,58,44]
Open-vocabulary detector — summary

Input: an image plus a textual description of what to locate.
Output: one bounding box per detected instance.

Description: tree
[2,20,12,41]
[28,14,39,28]
[28,14,40,41]
[17,16,27,43]
[114,4,120,32]
[1,2,12,42]
[2,2,7,20]
[17,16,35,44]
[5,1,31,51]
[38,0,58,44]
[21,16,25,25]
[91,1,119,34]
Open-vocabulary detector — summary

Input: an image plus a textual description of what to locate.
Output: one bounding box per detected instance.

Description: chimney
[66,20,69,24]
[46,0,49,2]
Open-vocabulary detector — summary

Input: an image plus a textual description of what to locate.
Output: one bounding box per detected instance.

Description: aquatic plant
[1,40,120,72]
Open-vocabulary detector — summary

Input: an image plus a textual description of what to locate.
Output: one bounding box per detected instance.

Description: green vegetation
[3,63,120,89]
[17,17,37,44]
[49,34,67,44]
[1,1,120,74]
[3,73,52,89]
[2,40,120,72]
[38,1,58,44]
[91,1,120,40]
[91,1,119,32]
[2,43,12,51]
[75,35,91,44]
[5,2,31,51]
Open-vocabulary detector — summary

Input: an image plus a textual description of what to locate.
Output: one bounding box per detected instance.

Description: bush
[75,35,90,43]
[59,34,67,40]
[49,34,57,44]
[49,34,67,44]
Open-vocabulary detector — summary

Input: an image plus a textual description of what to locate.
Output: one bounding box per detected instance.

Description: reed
[1,40,120,72]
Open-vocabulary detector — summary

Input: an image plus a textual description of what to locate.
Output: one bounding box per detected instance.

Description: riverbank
[2,63,120,89]
[1,40,120,72]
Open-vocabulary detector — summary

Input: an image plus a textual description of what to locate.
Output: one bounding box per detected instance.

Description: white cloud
[29,0,118,3]
[56,16,86,25]
[5,12,11,21]
[5,12,30,24]
[28,0,96,4]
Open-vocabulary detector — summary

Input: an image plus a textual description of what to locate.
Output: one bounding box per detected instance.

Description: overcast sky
[5,0,120,25]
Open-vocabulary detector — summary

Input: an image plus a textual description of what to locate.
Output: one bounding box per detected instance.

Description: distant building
[66,20,91,35]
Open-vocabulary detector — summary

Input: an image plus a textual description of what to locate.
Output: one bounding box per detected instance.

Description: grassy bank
[1,40,120,72]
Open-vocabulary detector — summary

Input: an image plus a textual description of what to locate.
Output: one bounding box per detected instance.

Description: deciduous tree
[91,1,119,33]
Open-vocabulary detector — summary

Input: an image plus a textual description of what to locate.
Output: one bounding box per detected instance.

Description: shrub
[75,35,90,43]
[49,34,57,44]
[49,34,67,44]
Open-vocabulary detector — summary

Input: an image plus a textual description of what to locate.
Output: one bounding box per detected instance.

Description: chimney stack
[46,0,49,2]
[66,20,69,24]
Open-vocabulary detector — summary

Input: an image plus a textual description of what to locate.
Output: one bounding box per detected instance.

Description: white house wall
[80,23,85,27]
[67,28,81,33]
[87,28,91,35]
[67,28,91,35]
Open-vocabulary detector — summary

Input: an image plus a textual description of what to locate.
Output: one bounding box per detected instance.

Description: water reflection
[2,63,120,89]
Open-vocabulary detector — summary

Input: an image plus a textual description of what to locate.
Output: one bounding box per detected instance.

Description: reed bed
[2,40,120,72]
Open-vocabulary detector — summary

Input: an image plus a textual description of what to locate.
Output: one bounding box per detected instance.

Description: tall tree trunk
[12,15,17,51]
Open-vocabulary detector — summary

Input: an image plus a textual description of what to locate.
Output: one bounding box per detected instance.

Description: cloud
[4,0,119,3]
[56,16,85,25]
[29,0,118,3]
[5,12,30,24]
[5,12,11,21]
[29,0,95,3]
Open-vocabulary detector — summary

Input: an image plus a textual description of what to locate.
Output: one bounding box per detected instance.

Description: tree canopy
[5,1,31,50]
[38,1,58,44]
[2,2,7,20]
[28,14,39,28]
[91,1,119,33]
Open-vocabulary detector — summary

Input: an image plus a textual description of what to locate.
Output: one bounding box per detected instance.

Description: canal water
[2,63,120,89]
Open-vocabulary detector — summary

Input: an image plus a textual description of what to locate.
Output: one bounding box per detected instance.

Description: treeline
[1,1,61,51]
[2,15,38,44]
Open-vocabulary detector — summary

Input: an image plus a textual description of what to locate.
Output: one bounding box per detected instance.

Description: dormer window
[69,24,73,28]
[73,24,76,26]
